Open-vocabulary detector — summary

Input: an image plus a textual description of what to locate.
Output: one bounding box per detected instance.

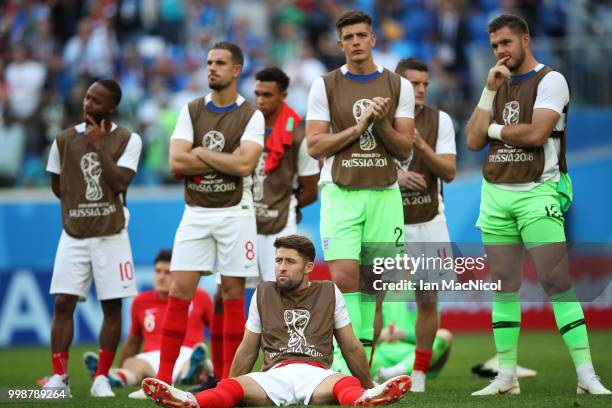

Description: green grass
[1,331,611,407]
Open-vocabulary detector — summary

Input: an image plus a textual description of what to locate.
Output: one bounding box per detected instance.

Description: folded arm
[193,140,262,177]
[169,139,213,176]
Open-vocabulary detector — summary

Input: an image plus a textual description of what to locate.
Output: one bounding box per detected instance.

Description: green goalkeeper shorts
[320,184,404,262]
[476,179,566,244]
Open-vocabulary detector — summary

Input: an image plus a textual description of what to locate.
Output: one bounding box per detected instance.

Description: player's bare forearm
[465,109,491,151]
[335,325,373,388]
[169,139,213,175]
[119,335,143,365]
[169,150,212,175]
[51,174,61,198]
[306,121,362,158]
[295,175,319,209]
[342,342,373,388]
[416,142,456,182]
[373,119,413,160]
[498,123,551,148]
[94,143,135,193]
[228,331,261,377]
[195,142,262,177]
[482,109,559,148]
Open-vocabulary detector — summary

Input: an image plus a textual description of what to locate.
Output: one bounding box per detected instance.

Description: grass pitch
[0,331,611,407]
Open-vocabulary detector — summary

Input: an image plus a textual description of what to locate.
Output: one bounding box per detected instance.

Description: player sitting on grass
[84,249,214,398]
[141,235,411,408]
[371,297,453,383]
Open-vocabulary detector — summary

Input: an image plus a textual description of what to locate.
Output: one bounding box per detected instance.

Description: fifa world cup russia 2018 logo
[81,152,103,201]
[503,101,520,126]
[204,130,225,152]
[284,309,311,349]
[353,99,377,151]
[202,130,226,180]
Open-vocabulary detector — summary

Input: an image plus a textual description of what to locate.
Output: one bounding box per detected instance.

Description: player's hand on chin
[85,115,107,147]
[486,56,510,91]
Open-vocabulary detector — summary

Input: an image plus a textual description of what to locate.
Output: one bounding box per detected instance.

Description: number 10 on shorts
[119,261,134,281]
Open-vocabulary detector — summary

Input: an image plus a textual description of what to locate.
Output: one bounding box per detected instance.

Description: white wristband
[488,123,504,141]
[477,87,497,111]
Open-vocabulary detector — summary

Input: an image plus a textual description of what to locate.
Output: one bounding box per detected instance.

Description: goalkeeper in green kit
[465,14,610,396]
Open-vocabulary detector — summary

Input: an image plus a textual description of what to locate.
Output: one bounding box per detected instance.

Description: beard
[277,272,305,292]
[507,48,526,72]
[209,78,231,91]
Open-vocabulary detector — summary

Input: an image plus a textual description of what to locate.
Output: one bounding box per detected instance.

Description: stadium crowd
[1,0,610,188]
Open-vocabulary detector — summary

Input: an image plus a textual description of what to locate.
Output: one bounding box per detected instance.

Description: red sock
[413,349,433,373]
[211,311,224,380]
[52,352,69,376]
[333,376,365,405]
[195,378,244,408]
[95,349,116,377]
[157,296,190,383]
[222,298,245,378]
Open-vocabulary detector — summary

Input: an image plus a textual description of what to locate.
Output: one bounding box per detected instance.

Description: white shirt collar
[204,93,245,106]
[74,121,118,133]
[340,64,384,75]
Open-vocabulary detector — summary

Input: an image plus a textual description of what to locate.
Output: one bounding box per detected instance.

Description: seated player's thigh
[131,350,161,376]
[309,373,346,405]
[172,346,195,383]
[242,371,290,406]
[214,215,258,278]
[91,229,137,300]
[50,230,94,301]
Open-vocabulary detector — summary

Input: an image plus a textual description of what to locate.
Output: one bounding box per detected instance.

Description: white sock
[576,363,595,381]
[497,366,517,381]
[379,363,407,380]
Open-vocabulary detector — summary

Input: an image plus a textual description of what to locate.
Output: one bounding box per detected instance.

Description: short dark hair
[395,57,429,75]
[154,249,172,264]
[211,41,244,66]
[95,79,122,106]
[488,14,530,35]
[274,235,316,263]
[335,10,372,35]
[255,67,290,92]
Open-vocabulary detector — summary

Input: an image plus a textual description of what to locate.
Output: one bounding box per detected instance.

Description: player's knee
[436,328,453,346]
[101,299,122,316]
[221,285,244,300]
[540,279,571,297]
[54,294,78,316]
[416,300,437,315]
[168,278,197,300]
[416,290,438,306]
[331,270,359,292]
[221,277,245,299]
